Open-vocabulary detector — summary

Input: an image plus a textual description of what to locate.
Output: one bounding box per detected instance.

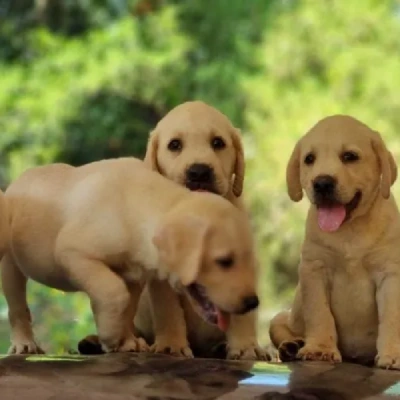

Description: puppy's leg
[226,311,271,361]
[296,260,342,363]
[1,254,44,354]
[375,271,400,370]
[60,253,143,353]
[117,281,148,352]
[148,279,193,358]
[77,283,148,354]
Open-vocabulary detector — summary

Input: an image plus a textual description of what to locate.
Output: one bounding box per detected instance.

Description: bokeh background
[1,0,400,353]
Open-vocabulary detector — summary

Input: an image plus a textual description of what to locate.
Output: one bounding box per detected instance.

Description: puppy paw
[278,339,305,362]
[78,334,104,355]
[8,340,45,355]
[102,335,149,353]
[227,343,271,361]
[150,339,194,358]
[297,344,341,363]
[118,336,149,353]
[375,352,400,370]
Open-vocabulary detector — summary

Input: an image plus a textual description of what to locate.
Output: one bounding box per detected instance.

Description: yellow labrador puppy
[1,157,260,354]
[269,115,400,370]
[78,101,267,360]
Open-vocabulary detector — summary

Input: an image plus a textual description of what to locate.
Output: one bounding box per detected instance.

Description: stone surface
[1,353,400,399]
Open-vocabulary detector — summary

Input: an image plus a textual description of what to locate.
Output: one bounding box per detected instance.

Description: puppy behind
[144,100,244,202]
[78,101,268,360]
[139,101,267,360]
[1,157,259,354]
[269,115,400,369]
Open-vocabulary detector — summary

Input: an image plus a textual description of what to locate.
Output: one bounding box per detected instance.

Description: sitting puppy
[78,101,268,360]
[269,115,400,370]
[0,157,260,354]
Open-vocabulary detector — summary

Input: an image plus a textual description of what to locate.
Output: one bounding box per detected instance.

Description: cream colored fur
[1,157,259,354]
[269,115,400,370]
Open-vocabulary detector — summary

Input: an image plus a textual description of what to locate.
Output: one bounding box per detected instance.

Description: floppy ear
[143,130,159,171]
[153,216,208,286]
[286,141,303,202]
[231,129,245,197]
[388,151,398,185]
[371,132,397,199]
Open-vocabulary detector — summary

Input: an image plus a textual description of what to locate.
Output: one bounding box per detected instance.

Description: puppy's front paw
[297,343,342,363]
[150,338,193,358]
[278,339,305,362]
[227,343,271,361]
[9,340,45,355]
[102,335,149,353]
[375,352,400,370]
[119,336,149,353]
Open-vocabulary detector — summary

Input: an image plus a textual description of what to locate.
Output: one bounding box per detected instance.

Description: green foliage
[1,0,400,351]
[0,4,189,183]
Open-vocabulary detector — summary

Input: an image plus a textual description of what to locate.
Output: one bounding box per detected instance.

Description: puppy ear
[388,151,398,185]
[153,216,208,286]
[231,129,245,197]
[143,130,159,171]
[286,141,303,202]
[371,132,397,199]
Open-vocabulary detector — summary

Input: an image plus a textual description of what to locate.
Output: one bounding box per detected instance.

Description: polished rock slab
[0,353,400,399]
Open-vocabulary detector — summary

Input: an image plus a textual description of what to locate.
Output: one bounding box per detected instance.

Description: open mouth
[316,191,362,233]
[187,283,230,332]
[185,182,217,193]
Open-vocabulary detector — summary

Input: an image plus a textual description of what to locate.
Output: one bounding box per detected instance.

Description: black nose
[313,175,336,195]
[186,163,213,183]
[242,295,259,313]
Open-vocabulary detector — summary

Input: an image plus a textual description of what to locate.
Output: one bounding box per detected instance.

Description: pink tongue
[217,309,230,332]
[317,205,346,232]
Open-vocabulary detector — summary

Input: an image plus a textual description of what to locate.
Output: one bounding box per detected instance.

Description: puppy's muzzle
[313,175,337,203]
[240,294,259,314]
[185,163,216,192]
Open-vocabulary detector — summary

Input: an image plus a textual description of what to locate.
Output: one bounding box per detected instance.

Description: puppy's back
[6,158,189,239]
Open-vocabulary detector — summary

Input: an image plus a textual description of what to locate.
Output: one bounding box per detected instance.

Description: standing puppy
[1,158,260,354]
[79,101,268,360]
[269,115,400,369]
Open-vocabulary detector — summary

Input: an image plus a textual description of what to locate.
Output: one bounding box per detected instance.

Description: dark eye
[341,151,359,163]
[304,153,315,165]
[167,139,182,152]
[211,136,226,150]
[216,255,234,269]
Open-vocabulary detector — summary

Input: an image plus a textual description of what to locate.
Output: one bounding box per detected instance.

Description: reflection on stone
[1,354,400,399]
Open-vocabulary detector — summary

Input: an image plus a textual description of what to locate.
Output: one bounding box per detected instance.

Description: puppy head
[144,101,245,198]
[153,192,258,331]
[286,115,397,232]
